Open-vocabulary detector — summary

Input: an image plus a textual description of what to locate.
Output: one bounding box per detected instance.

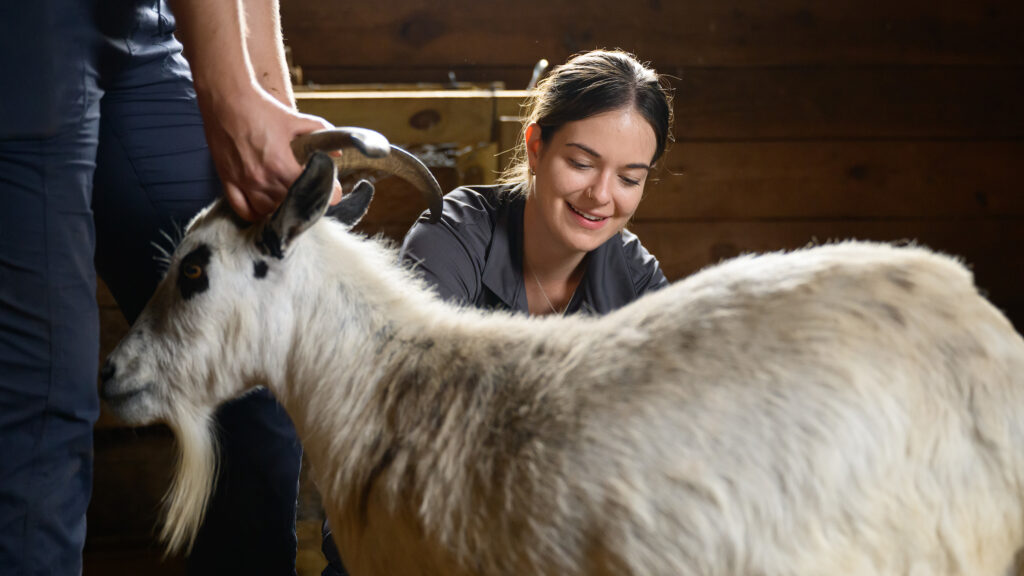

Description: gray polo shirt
[400,184,668,315]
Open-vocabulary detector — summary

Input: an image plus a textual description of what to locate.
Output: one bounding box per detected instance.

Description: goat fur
[102,158,1024,575]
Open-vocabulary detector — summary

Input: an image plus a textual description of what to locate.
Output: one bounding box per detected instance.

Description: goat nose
[99,360,116,384]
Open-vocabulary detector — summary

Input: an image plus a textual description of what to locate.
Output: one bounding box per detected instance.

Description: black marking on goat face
[257,227,285,259]
[177,244,212,301]
[254,260,269,279]
[227,209,252,231]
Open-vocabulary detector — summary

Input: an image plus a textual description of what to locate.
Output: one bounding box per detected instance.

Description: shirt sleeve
[399,188,495,304]
[620,229,669,296]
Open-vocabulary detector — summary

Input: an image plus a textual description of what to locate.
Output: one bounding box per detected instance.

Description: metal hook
[526,59,549,90]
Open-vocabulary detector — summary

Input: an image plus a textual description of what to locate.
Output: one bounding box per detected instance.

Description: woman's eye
[183,264,203,280]
[568,158,591,169]
[620,176,642,187]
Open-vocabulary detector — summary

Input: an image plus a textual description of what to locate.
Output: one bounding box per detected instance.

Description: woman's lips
[567,201,609,230]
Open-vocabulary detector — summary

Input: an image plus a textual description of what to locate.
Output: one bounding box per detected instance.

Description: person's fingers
[223,183,257,222]
[220,110,347,220]
[246,187,282,219]
[226,178,291,221]
[305,114,333,132]
[290,114,332,140]
[292,114,342,156]
[330,179,343,205]
[269,158,303,196]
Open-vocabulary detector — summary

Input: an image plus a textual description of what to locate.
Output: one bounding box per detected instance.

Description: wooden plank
[281,0,1024,70]
[299,66,538,88]
[638,141,1024,221]
[672,67,1024,140]
[297,65,1024,143]
[295,90,527,145]
[629,219,1024,328]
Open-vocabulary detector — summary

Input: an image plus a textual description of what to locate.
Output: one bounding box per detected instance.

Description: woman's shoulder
[615,228,669,294]
[400,183,523,303]
[405,183,521,250]
[440,184,522,225]
[617,228,650,257]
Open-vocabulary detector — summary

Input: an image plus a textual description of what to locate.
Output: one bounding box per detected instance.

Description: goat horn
[291,128,443,223]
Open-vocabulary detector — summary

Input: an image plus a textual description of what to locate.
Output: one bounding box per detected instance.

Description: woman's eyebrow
[567,142,652,171]
[567,142,602,158]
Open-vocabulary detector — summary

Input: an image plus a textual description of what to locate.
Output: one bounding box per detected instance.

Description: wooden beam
[296,66,1024,144]
[296,90,528,145]
[281,0,1024,70]
[639,140,1024,221]
[672,67,1024,140]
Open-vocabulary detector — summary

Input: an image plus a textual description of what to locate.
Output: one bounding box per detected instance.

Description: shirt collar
[481,194,636,316]
[572,232,637,315]
[481,193,529,313]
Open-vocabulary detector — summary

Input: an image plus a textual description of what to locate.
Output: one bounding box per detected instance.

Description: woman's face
[527,107,656,256]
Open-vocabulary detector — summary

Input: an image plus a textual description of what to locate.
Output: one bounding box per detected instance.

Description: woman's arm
[621,229,669,295]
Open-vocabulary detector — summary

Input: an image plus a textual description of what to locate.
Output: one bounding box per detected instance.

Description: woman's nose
[587,172,614,204]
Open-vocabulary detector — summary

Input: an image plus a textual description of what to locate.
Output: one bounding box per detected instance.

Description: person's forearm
[239,0,295,108]
[169,0,338,221]
[170,0,256,104]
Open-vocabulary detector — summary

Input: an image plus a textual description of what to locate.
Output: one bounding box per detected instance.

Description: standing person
[321,48,673,575]
[0,1,335,574]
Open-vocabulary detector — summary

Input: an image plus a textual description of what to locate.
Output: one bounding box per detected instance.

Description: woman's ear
[525,123,543,171]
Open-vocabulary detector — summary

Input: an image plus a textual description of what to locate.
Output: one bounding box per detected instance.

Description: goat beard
[160,403,219,556]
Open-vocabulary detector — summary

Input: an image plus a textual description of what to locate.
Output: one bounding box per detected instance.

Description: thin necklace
[531,269,574,316]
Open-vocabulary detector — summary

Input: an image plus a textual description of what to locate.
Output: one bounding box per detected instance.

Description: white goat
[102,150,1024,575]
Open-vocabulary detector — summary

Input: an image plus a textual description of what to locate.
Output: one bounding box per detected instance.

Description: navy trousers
[0,2,301,574]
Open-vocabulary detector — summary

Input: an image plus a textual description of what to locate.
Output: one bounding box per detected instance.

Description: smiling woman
[405,49,674,316]
[524,107,655,280]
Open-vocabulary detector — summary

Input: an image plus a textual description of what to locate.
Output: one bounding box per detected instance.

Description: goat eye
[177,244,212,301]
[183,264,203,280]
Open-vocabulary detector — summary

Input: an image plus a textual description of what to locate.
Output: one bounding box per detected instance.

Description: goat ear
[325,179,374,227]
[263,152,336,257]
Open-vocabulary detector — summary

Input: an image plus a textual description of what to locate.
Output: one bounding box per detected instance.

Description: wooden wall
[282,0,1024,328]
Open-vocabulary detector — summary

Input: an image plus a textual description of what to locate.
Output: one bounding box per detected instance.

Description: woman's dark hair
[501,49,674,191]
